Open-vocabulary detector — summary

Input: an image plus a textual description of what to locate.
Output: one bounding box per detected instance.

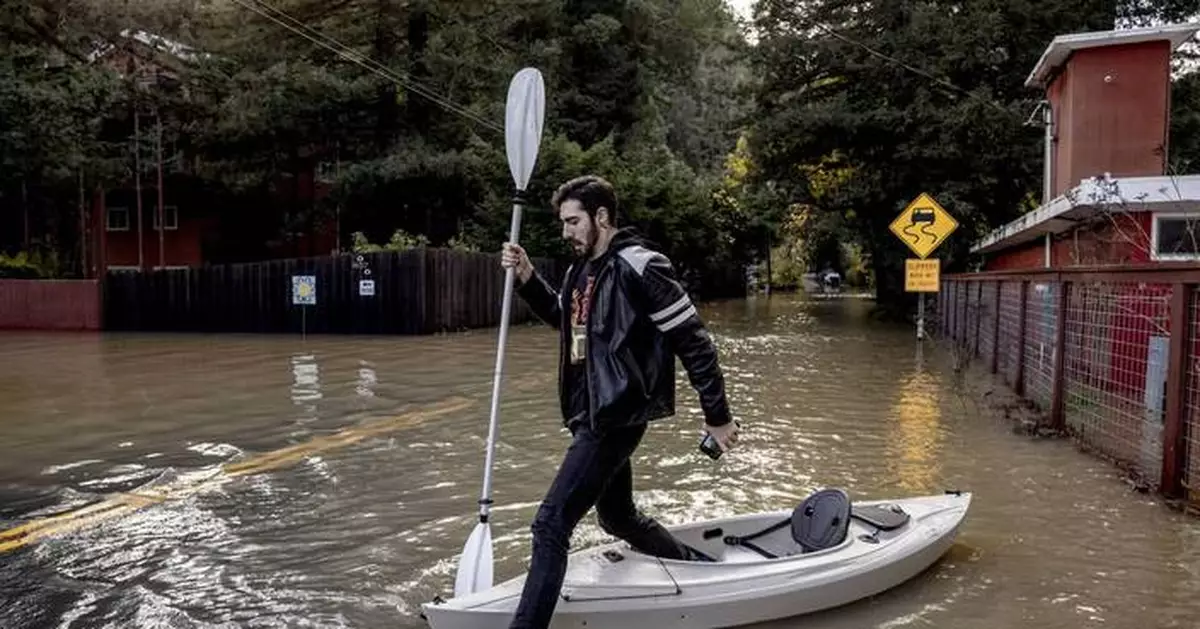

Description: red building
[973,23,1200,269]
[85,30,338,275]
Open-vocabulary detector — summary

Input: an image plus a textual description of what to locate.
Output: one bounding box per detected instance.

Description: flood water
[2,294,1199,629]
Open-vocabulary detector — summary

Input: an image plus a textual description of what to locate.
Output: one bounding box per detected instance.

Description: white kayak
[421,489,971,629]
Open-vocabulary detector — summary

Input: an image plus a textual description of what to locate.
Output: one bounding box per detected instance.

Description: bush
[0,251,55,279]
[350,229,430,253]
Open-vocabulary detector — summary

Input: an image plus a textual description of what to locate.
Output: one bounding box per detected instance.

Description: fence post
[991,281,1001,374]
[974,282,983,357]
[1014,280,1029,396]
[959,282,969,346]
[1161,282,1190,498]
[951,281,959,339]
[1050,280,1070,430]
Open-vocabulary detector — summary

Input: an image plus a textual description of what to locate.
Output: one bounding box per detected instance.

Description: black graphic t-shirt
[564,261,595,427]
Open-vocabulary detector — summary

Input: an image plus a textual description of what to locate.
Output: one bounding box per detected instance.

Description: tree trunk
[78,170,87,278]
[21,178,29,250]
[156,111,165,269]
[373,0,400,151]
[763,227,772,296]
[868,229,910,322]
[135,108,145,270]
[406,2,431,131]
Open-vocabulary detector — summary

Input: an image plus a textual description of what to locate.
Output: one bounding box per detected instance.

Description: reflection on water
[357,361,378,401]
[888,369,943,493]
[1,295,1199,629]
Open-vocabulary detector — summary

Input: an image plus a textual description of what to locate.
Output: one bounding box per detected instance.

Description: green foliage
[0,250,61,279]
[350,229,429,254]
[744,0,1199,317]
[1170,71,1200,175]
[5,0,1196,302]
[1,0,756,288]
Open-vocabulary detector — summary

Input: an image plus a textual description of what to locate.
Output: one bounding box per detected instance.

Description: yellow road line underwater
[0,396,474,554]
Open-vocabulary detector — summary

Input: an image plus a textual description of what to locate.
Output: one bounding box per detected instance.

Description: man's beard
[569,220,598,259]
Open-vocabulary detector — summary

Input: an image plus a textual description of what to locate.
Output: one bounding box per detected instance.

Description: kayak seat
[723,488,851,560]
[850,503,910,531]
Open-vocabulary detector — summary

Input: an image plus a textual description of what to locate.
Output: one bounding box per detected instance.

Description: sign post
[889,193,957,340]
[292,274,316,338]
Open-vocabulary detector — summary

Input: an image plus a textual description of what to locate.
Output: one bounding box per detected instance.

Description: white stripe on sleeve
[651,295,692,323]
[658,305,698,332]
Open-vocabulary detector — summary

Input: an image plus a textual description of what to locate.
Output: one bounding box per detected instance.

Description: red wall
[104,219,206,268]
[984,212,1153,271]
[985,239,1046,271]
[1048,41,1171,197]
[0,280,102,330]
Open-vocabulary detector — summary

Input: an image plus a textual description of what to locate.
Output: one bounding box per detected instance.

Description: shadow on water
[1,292,1199,628]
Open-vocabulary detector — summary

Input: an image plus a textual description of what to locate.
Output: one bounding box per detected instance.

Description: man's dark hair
[551,175,619,225]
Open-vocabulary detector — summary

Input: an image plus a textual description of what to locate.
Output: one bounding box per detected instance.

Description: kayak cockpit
[619,488,917,565]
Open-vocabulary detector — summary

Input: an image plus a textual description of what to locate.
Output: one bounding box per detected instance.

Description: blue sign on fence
[292,275,316,306]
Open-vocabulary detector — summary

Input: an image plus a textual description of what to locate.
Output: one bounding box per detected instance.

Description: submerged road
[1,294,1198,628]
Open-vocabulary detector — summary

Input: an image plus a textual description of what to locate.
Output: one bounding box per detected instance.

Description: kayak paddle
[453,67,546,598]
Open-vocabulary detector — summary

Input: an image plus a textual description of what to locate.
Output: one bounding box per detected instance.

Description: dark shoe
[683,545,718,562]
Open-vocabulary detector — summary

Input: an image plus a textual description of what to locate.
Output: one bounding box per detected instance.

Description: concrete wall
[0,280,102,330]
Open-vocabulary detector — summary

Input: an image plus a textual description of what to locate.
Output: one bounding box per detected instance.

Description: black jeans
[507,421,692,629]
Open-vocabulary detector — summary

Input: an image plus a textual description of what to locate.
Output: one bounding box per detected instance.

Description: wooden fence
[103,248,567,335]
[0,279,102,330]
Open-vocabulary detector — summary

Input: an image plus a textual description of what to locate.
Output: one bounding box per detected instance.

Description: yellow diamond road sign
[889,193,958,259]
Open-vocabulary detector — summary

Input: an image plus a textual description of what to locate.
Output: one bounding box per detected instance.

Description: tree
[744,0,1197,317]
[1170,70,1200,175]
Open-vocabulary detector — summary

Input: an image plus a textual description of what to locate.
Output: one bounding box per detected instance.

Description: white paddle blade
[505,67,546,191]
[453,522,494,597]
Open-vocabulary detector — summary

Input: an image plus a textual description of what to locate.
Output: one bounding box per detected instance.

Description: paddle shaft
[478,200,524,521]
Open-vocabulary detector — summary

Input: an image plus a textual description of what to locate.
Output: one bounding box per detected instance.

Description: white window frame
[107,206,130,231]
[316,160,337,183]
[153,205,179,230]
[1150,212,1200,262]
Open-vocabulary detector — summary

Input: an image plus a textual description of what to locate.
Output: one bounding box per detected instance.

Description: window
[1152,213,1200,261]
[153,205,179,230]
[317,160,337,183]
[107,206,130,231]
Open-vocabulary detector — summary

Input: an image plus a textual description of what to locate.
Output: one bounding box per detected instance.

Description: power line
[762,0,1022,120]
[230,0,503,134]
[241,0,502,132]
[247,0,444,95]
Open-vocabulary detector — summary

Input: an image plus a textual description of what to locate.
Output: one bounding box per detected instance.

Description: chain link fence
[938,269,1200,499]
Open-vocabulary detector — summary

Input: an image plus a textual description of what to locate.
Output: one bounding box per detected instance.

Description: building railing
[939,266,1200,500]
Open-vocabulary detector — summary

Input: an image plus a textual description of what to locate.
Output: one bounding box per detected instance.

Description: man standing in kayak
[500,175,740,629]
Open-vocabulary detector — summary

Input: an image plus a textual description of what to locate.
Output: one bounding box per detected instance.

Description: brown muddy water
[1,294,1199,629]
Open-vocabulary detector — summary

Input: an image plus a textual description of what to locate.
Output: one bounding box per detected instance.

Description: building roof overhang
[1025,22,1200,89]
[972,175,1200,255]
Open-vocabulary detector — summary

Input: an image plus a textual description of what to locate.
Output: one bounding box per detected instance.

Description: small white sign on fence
[359,279,375,297]
[292,275,316,306]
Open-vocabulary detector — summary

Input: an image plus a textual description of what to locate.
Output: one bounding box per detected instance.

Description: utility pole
[21,179,29,251]
[156,109,165,269]
[135,108,145,270]
[79,169,87,278]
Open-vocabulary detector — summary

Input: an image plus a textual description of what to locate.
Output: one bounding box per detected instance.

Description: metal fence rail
[939,266,1200,500]
[1187,291,1200,491]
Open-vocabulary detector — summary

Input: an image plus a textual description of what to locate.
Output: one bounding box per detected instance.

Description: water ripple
[1,297,1199,628]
